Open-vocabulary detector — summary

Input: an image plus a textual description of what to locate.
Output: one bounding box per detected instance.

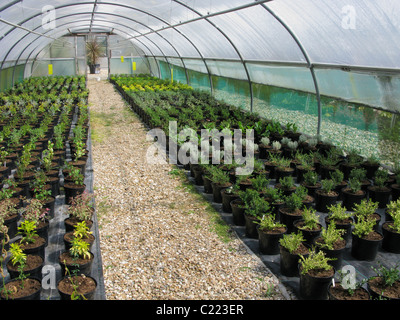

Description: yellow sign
[48,64,53,75]
[132,61,136,71]
[121,56,124,63]
[171,68,173,82]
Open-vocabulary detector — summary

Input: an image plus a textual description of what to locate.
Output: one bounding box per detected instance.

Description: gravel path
[87,79,294,300]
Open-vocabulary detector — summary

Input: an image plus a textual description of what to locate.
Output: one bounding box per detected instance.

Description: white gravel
[87,80,295,300]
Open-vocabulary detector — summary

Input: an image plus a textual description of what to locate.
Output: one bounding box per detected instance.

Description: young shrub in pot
[256,213,287,255]
[293,207,322,246]
[299,249,335,300]
[279,231,309,277]
[351,216,383,261]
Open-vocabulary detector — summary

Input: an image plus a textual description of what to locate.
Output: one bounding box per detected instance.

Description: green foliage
[69,236,91,260]
[299,207,320,230]
[18,220,38,244]
[321,179,335,193]
[352,216,376,238]
[299,250,334,275]
[284,193,303,212]
[208,166,230,185]
[349,168,367,182]
[352,199,378,219]
[327,203,352,221]
[370,262,400,287]
[278,176,295,190]
[303,170,319,186]
[347,178,362,193]
[329,169,344,185]
[257,213,285,231]
[9,242,27,267]
[73,221,92,240]
[250,175,270,193]
[295,185,309,201]
[279,232,305,254]
[244,195,271,219]
[318,221,345,250]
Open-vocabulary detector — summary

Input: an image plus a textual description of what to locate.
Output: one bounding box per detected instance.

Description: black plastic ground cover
[184,172,399,300]
[1,110,106,300]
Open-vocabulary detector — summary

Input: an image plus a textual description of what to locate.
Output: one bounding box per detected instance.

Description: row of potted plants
[0,75,97,300]
[110,74,400,300]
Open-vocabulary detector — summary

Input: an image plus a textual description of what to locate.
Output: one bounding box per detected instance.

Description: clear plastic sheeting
[1,0,400,164]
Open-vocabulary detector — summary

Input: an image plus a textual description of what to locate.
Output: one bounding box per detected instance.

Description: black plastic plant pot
[279,208,303,234]
[20,237,46,261]
[299,266,335,300]
[64,183,86,205]
[314,237,346,271]
[59,251,94,277]
[0,277,42,300]
[221,189,238,213]
[341,189,366,211]
[279,245,309,277]
[367,186,392,209]
[293,220,322,246]
[244,214,259,239]
[211,182,231,203]
[7,255,44,281]
[230,199,245,226]
[202,176,213,194]
[57,275,97,300]
[382,222,400,254]
[325,217,353,244]
[351,232,383,261]
[4,213,19,239]
[315,190,338,213]
[257,226,287,255]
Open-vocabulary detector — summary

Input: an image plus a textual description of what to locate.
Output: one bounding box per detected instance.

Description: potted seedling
[352,199,380,231]
[30,170,55,218]
[368,170,392,208]
[16,220,46,260]
[340,149,363,180]
[274,157,294,181]
[263,187,285,220]
[328,269,370,300]
[299,249,335,300]
[325,203,353,243]
[21,198,50,245]
[64,220,95,252]
[367,262,400,300]
[64,165,86,205]
[342,178,366,211]
[279,192,304,234]
[64,192,94,232]
[275,175,296,197]
[361,155,380,179]
[315,179,338,213]
[299,250,335,300]
[209,166,232,203]
[258,136,271,159]
[382,208,400,253]
[317,149,340,179]
[243,192,270,239]
[351,216,383,261]
[57,265,98,300]
[295,152,315,184]
[6,242,44,281]
[314,221,346,271]
[349,167,371,192]
[1,243,42,300]
[279,232,309,277]
[59,228,94,277]
[256,213,287,255]
[0,196,19,239]
[220,183,240,213]
[294,185,314,209]
[301,170,321,198]
[330,169,347,200]
[293,207,322,246]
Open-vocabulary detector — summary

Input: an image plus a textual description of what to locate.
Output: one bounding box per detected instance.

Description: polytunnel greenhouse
[0,0,400,305]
